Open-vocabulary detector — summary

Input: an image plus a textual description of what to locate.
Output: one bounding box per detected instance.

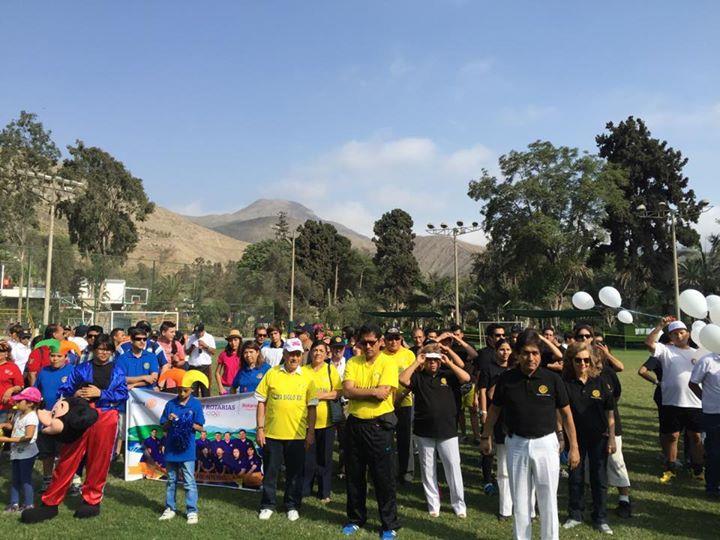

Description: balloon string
[621,308,662,320]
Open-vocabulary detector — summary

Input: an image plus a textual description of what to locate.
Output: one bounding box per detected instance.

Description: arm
[305,405,316,449]
[439,344,465,368]
[0,422,37,443]
[443,355,470,383]
[342,380,391,401]
[399,355,423,388]
[539,334,563,361]
[215,359,226,394]
[559,405,580,468]
[646,316,673,352]
[689,382,703,401]
[607,410,616,454]
[256,401,266,447]
[638,364,659,385]
[596,343,624,372]
[479,404,501,455]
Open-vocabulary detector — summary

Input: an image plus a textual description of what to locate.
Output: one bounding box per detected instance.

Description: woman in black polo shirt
[399,343,470,518]
[561,340,616,535]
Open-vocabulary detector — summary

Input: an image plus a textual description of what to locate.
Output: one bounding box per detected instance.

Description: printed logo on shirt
[440,377,448,386]
[591,389,602,399]
[3,369,11,376]
[373,372,381,383]
[61,376,68,383]
[143,362,150,370]
[538,384,549,395]
[257,373,263,379]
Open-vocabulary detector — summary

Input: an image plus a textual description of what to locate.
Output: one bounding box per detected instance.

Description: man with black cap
[646,316,704,483]
[186,323,216,397]
[380,327,416,484]
[294,324,313,363]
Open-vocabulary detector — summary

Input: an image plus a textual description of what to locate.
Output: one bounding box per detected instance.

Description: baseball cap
[329,336,345,348]
[19,330,31,340]
[193,322,205,334]
[283,338,304,353]
[385,327,402,339]
[667,321,687,334]
[10,387,42,403]
[294,324,312,335]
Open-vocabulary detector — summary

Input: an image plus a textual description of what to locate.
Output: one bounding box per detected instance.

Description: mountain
[134,207,249,266]
[184,199,375,252]
[413,235,482,277]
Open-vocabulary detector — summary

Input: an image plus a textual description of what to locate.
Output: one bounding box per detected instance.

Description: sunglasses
[385,336,401,341]
[133,337,148,342]
[573,357,591,365]
[493,334,505,338]
[256,334,267,338]
[576,334,592,340]
[359,339,379,347]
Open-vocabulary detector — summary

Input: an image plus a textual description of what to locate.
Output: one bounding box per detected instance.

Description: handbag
[326,363,345,424]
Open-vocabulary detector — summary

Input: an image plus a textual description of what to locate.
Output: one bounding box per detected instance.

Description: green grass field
[0,350,716,539]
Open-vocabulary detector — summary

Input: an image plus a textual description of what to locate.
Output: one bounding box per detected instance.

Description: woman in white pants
[399,343,470,517]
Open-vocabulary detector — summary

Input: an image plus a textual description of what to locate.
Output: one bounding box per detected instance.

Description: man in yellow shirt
[341,324,400,538]
[381,327,416,484]
[255,338,317,522]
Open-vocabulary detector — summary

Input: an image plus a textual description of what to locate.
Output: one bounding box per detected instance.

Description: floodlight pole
[425,221,482,324]
[43,200,56,325]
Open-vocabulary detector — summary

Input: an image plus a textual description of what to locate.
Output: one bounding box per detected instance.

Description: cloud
[167,200,207,216]
[644,102,720,130]
[277,136,496,239]
[697,205,720,249]
[499,104,557,126]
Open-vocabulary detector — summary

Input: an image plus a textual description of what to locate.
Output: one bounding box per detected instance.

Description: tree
[596,117,708,306]
[372,209,421,309]
[0,111,61,318]
[58,141,155,312]
[273,211,290,241]
[468,140,627,310]
[295,220,353,305]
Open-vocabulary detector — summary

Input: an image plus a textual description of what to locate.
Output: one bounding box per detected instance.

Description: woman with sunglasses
[561,340,616,535]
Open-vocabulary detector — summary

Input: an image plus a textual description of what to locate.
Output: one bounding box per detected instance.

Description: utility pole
[333,262,339,305]
[425,220,482,324]
[289,230,296,323]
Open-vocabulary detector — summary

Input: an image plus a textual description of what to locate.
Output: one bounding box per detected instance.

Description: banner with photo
[125,388,263,491]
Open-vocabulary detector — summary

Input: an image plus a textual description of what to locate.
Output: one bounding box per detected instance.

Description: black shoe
[74,502,101,519]
[21,504,59,524]
[616,500,632,518]
[497,514,511,522]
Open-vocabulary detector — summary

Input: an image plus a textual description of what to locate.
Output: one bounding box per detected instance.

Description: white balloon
[598,286,622,309]
[679,289,708,319]
[691,321,707,347]
[706,294,720,311]
[617,310,633,324]
[710,305,720,325]
[699,324,720,354]
[572,291,595,310]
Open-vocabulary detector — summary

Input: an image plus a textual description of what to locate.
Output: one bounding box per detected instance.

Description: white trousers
[506,432,559,540]
[498,443,537,519]
[416,435,466,514]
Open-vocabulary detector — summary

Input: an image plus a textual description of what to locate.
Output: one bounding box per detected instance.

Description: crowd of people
[0,315,718,539]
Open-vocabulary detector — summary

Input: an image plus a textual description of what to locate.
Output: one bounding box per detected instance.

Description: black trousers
[345,415,400,531]
[396,406,413,479]
[568,436,609,525]
[303,426,335,499]
[260,438,305,511]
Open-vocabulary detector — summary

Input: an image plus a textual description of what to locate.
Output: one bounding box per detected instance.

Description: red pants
[42,408,119,507]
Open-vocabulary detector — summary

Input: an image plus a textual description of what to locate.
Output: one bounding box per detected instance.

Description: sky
[1,1,719,245]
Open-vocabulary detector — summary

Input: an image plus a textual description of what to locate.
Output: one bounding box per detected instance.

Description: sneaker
[497,514,511,522]
[616,500,632,518]
[693,470,705,482]
[483,482,497,495]
[560,468,569,479]
[563,519,582,529]
[380,531,398,539]
[4,504,20,513]
[456,512,467,519]
[158,508,176,521]
[187,512,198,525]
[659,470,676,484]
[596,523,614,535]
[258,509,273,520]
[403,472,413,483]
[319,497,331,504]
[287,509,299,521]
[429,510,440,517]
[70,474,82,496]
[342,524,361,536]
[19,505,34,512]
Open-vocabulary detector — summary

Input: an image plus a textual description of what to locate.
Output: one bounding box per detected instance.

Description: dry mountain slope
[413,235,482,277]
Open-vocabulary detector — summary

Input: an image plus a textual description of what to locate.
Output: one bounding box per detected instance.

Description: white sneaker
[258,509,273,520]
[429,511,440,518]
[187,512,198,525]
[563,519,582,529]
[287,509,300,521]
[597,523,614,535]
[158,508,176,521]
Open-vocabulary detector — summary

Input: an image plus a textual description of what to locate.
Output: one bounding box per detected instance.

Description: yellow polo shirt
[255,365,318,440]
[380,348,416,407]
[344,353,398,419]
[306,363,343,429]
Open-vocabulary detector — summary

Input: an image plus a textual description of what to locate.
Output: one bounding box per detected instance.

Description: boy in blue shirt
[158,374,206,525]
[34,344,73,490]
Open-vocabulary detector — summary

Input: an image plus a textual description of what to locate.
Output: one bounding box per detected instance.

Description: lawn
[0,349,716,539]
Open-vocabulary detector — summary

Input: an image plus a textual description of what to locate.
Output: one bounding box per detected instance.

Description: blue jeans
[703,413,720,493]
[11,456,36,507]
[165,461,198,513]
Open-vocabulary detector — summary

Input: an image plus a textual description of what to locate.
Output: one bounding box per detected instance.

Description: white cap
[667,321,687,333]
[283,338,304,353]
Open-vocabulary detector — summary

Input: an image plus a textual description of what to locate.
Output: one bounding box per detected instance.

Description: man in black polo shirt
[481,329,580,540]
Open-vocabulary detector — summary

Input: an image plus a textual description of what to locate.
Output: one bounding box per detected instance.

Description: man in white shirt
[11,330,32,375]
[185,323,216,397]
[260,325,284,368]
[690,351,720,497]
[646,317,703,483]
